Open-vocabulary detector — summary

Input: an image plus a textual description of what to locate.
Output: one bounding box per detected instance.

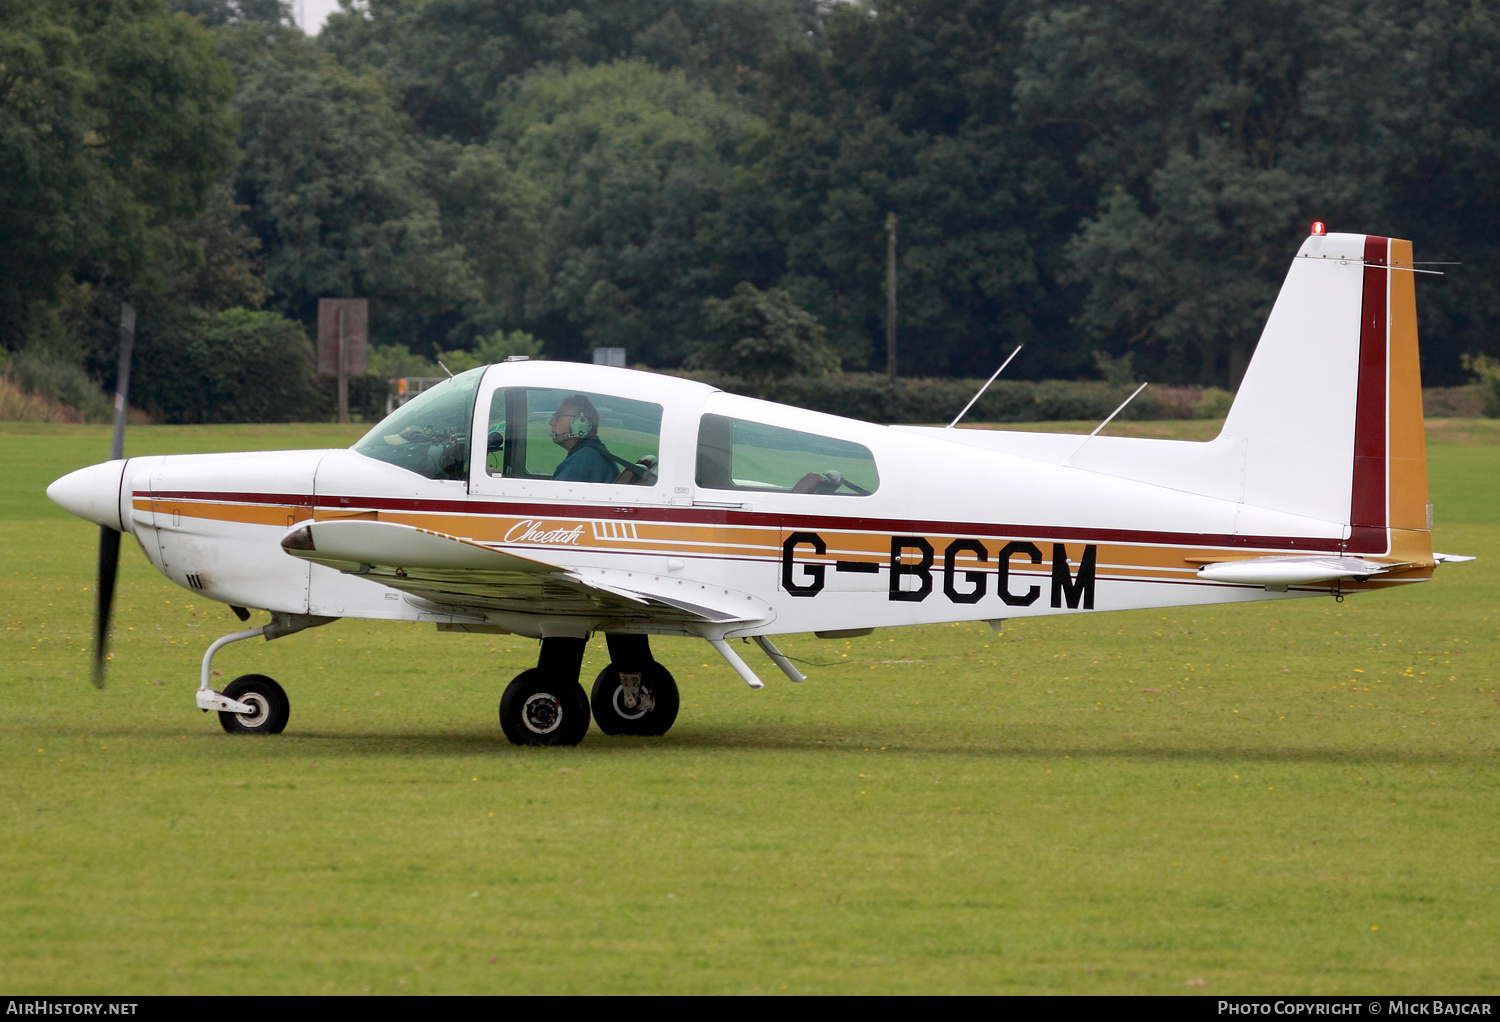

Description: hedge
[670,371,1233,425]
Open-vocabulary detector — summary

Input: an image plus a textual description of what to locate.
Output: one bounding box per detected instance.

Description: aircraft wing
[280,519,770,627]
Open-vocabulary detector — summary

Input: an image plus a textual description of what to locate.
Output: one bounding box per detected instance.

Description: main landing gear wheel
[500,668,591,746]
[218,674,290,734]
[590,662,679,736]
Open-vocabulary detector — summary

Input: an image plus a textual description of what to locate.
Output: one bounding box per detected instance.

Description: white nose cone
[47,460,128,532]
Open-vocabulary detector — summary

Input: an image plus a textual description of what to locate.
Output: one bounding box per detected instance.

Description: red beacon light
[1310,220,1327,236]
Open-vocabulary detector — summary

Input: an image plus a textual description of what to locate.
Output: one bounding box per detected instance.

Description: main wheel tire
[218,674,290,734]
[590,662,679,736]
[499,668,591,746]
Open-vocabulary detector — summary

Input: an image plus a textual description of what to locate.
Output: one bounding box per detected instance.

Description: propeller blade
[94,524,121,689]
[92,299,134,689]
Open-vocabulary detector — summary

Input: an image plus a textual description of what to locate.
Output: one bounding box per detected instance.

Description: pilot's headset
[564,397,598,439]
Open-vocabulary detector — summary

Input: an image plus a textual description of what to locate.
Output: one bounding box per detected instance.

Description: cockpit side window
[694,413,879,495]
[486,388,663,484]
[351,367,484,481]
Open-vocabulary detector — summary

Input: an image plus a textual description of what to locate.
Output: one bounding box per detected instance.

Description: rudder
[1222,231,1430,560]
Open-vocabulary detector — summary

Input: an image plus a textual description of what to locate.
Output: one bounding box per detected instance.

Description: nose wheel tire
[590,662,679,736]
[500,668,590,746]
[218,674,290,734]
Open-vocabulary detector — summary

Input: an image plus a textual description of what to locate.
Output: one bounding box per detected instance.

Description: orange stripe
[142,498,312,528]
[147,501,1434,583]
[1387,239,1431,538]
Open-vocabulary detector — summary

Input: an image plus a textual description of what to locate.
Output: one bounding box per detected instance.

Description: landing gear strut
[498,634,680,746]
[197,613,334,735]
[590,634,679,737]
[499,636,591,746]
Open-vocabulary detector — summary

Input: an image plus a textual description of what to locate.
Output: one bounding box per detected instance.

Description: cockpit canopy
[351,367,483,481]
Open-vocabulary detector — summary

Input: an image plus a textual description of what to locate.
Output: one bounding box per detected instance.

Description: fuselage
[47,359,1432,642]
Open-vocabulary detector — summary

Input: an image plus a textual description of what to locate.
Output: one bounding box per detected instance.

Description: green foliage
[0,348,113,423]
[436,329,545,373]
[1022,0,1376,387]
[1422,385,1486,419]
[169,0,292,28]
[758,0,1050,376]
[1197,386,1235,418]
[1091,350,1138,385]
[15,0,1500,404]
[0,0,239,349]
[366,343,440,381]
[133,308,318,423]
[419,142,546,350]
[320,0,816,142]
[221,26,478,334]
[1014,0,1500,386]
[84,185,271,398]
[1372,0,1500,382]
[680,371,1229,425]
[689,283,838,382]
[1461,354,1500,418]
[499,60,768,363]
[312,373,390,423]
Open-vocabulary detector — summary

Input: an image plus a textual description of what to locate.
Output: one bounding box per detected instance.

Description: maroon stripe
[1350,235,1389,541]
[139,489,1347,554]
[145,489,315,507]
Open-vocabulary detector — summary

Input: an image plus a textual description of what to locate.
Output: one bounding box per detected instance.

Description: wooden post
[336,306,348,424]
[885,212,898,384]
[318,299,367,419]
[110,301,135,461]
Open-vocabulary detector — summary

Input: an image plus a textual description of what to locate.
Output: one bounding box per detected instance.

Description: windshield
[352,367,484,480]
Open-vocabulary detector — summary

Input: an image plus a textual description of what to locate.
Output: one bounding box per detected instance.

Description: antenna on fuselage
[1065,381,1149,466]
[947,345,1023,429]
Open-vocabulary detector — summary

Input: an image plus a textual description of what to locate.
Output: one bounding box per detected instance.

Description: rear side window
[695,413,879,495]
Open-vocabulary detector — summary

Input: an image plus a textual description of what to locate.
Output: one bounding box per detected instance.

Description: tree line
[3,0,1496,423]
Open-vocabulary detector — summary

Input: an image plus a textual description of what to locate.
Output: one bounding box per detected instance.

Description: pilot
[549,395,618,483]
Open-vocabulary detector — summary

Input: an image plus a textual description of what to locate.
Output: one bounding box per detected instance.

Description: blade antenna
[947,345,1022,429]
[93,300,135,688]
[1065,381,1148,467]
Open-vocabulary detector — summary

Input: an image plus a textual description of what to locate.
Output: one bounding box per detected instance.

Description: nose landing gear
[218,674,290,734]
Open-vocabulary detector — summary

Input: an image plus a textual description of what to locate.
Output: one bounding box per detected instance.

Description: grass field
[2,421,1497,994]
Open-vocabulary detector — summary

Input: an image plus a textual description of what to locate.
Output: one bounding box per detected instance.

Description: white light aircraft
[48,230,1471,745]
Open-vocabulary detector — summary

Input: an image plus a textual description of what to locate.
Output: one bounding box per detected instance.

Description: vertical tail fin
[1221,232,1430,559]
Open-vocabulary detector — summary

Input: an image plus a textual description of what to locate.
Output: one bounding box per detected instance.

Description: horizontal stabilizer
[1433,552,1476,564]
[1196,555,1418,587]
